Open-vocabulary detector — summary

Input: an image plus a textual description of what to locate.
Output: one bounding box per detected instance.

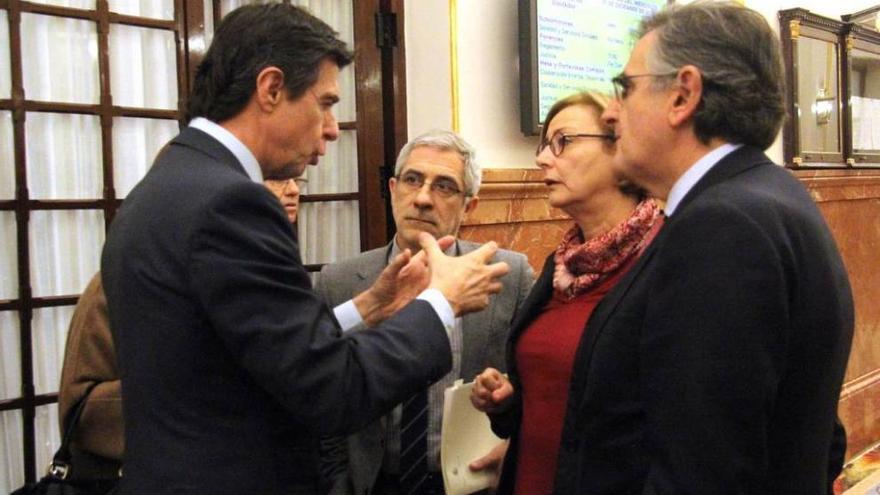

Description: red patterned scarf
[553,199,661,299]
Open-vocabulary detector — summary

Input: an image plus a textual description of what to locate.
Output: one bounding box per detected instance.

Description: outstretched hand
[354,236,455,327]
[419,232,509,316]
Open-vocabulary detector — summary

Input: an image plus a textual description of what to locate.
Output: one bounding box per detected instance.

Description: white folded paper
[441,379,505,495]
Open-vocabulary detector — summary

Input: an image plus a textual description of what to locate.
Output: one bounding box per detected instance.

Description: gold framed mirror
[779,8,845,167]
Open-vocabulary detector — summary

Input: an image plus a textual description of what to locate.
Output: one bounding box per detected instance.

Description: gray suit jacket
[316,240,534,495]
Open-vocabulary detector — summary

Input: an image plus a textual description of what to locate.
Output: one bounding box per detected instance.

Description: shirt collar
[664,143,742,217]
[189,117,263,183]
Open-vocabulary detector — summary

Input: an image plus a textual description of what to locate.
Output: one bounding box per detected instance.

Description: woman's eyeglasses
[536,131,615,157]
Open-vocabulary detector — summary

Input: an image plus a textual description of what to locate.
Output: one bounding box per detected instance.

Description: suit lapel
[459,242,494,378]
[350,245,390,299]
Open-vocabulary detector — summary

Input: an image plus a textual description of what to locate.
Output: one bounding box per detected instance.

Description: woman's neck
[570,193,639,241]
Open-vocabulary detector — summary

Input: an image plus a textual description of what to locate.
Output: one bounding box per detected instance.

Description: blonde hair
[539,91,612,143]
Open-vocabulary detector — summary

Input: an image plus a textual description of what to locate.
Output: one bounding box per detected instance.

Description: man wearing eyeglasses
[317,130,534,495]
[539,2,854,495]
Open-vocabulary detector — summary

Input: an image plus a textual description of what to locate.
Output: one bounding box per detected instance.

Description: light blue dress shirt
[664,143,742,217]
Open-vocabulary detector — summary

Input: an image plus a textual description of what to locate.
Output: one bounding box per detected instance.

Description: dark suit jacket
[493,146,853,494]
[315,241,533,494]
[101,127,453,495]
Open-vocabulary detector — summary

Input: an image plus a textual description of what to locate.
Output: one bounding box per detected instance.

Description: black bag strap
[47,381,101,479]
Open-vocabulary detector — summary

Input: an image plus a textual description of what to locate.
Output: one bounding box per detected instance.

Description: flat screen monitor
[519,0,670,135]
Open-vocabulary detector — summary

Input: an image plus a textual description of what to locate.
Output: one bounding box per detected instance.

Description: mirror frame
[842,22,880,166]
[841,5,880,31]
[779,8,846,168]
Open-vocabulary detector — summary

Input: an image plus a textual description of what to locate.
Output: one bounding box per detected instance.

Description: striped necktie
[399,389,429,494]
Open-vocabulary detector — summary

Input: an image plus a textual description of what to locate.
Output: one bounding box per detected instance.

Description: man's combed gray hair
[394,130,481,197]
[640,1,785,150]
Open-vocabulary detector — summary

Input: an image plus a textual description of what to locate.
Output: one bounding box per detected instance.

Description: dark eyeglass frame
[395,170,465,198]
[536,131,615,157]
[611,71,679,100]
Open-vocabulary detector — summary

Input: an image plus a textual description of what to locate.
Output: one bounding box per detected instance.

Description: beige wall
[405,0,880,168]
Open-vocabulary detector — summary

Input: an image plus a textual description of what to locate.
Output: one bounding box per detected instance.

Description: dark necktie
[399,390,429,495]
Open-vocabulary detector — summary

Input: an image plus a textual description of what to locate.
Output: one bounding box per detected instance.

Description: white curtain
[0,211,16,300]
[0,11,10,99]
[0,310,22,490]
[27,0,95,8]
[26,113,102,200]
[108,0,173,20]
[298,129,361,265]
[108,1,179,200]
[28,210,105,298]
[0,1,177,491]
[21,13,99,105]
[0,412,23,493]
[0,116,13,310]
[109,24,177,110]
[113,118,179,197]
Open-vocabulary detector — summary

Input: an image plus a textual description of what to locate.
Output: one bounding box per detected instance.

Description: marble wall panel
[796,169,880,458]
[459,169,571,273]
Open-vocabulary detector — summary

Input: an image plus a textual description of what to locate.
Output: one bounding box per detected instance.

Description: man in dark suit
[475,2,853,494]
[318,130,534,494]
[100,5,508,495]
[585,3,853,493]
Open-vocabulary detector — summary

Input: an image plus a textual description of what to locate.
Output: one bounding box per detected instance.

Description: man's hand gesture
[419,233,509,316]
[354,236,455,327]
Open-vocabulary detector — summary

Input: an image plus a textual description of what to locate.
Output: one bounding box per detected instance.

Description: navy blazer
[101,127,452,494]
[493,146,853,494]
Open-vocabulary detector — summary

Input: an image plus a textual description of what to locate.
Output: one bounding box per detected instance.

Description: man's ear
[388,176,398,196]
[255,66,286,112]
[668,65,703,128]
[464,196,479,214]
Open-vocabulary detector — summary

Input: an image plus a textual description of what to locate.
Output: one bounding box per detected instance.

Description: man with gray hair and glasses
[318,130,533,495]
[532,2,853,493]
